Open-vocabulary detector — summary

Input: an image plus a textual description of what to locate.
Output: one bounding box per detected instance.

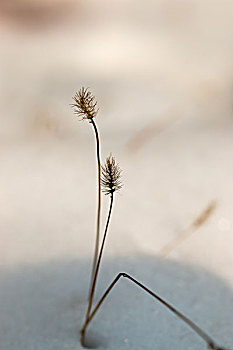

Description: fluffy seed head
[101,155,123,195]
[71,87,98,120]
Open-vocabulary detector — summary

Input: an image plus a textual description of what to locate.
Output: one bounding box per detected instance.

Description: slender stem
[158,201,217,258]
[83,272,224,350]
[158,226,194,258]
[81,193,114,346]
[90,119,101,289]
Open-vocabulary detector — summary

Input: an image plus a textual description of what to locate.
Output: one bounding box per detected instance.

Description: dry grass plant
[72,87,101,289]
[72,88,230,350]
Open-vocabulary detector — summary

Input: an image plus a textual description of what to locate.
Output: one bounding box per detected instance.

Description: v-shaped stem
[83,272,226,350]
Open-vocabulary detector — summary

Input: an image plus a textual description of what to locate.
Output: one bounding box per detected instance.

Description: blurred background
[1,0,233,272]
[1,0,233,264]
[0,0,233,262]
[1,0,233,138]
[1,0,233,349]
[1,0,233,269]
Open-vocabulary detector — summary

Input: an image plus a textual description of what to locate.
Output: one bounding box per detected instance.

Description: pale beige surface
[0,1,233,349]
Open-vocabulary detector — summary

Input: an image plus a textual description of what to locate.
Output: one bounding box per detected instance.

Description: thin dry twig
[83,272,227,350]
[81,155,122,347]
[125,106,180,154]
[158,200,217,258]
[71,87,101,294]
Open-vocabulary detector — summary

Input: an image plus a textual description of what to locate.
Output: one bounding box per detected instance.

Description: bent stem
[89,119,101,290]
[81,193,114,346]
[83,273,225,350]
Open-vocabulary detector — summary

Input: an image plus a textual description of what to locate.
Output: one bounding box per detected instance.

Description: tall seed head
[71,87,98,120]
[101,155,123,195]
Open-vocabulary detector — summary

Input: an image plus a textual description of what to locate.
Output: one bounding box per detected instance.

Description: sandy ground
[0,1,233,349]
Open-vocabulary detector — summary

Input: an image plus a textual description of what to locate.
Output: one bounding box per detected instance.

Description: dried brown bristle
[71,87,98,120]
[101,155,123,195]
